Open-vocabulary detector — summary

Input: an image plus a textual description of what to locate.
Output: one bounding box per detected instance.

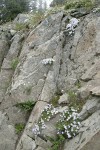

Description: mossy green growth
[16,101,36,111]
[45,6,64,17]
[11,58,19,70]
[48,135,65,150]
[75,80,81,88]
[51,95,60,107]
[29,12,45,26]
[65,0,95,11]
[15,123,25,134]
[68,90,85,112]
[15,23,28,31]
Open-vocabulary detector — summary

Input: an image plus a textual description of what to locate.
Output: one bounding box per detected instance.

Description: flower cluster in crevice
[66,18,79,36]
[32,104,81,139]
[56,107,81,139]
[42,58,55,65]
[32,104,58,135]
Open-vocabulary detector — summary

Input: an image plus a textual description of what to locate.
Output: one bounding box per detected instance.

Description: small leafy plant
[29,12,45,26]
[15,123,25,134]
[51,95,60,107]
[16,100,36,111]
[48,135,65,150]
[65,0,95,11]
[68,90,85,111]
[75,80,81,88]
[14,23,28,31]
[11,58,19,70]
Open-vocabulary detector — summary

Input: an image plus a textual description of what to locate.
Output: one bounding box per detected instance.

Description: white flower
[42,58,55,65]
[66,18,79,36]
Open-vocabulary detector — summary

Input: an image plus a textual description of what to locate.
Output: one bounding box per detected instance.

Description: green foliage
[45,6,64,16]
[15,123,25,134]
[29,12,45,26]
[40,104,57,121]
[48,135,65,150]
[68,90,85,111]
[11,58,19,70]
[16,101,36,111]
[75,80,81,88]
[65,0,95,10]
[0,0,29,23]
[51,95,60,107]
[14,23,28,31]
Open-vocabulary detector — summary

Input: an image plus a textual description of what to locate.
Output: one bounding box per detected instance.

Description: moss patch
[51,95,60,107]
[68,90,85,112]
[15,123,25,134]
[65,0,95,11]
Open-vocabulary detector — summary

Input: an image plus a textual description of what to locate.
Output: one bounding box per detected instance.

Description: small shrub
[14,23,28,31]
[16,100,36,111]
[11,58,19,70]
[68,90,85,111]
[15,123,25,134]
[29,12,45,26]
[51,95,60,107]
[65,0,95,11]
[75,80,81,88]
[45,6,64,17]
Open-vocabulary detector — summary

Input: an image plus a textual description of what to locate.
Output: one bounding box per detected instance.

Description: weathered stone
[35,146,46,150]
[90,86,100,96]
[70,8,89,18]
[40,71,56,102]
[16,134,36,150]
[77,87,90,99]
[79,99,99,120]
[0,7,100,150]
[81,61,100,81]
[0,111,17,150]
[58,93,69,104]
[64,110,100,150]
[14,14,30,24]
[35,137,52,149]
[10,30,16,36]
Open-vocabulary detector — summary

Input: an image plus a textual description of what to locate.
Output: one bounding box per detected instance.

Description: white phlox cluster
[66,18,79,35]
[32,124,40,135]
[42,58,55,65]
[32,104,81,139]
[57,107,81,139]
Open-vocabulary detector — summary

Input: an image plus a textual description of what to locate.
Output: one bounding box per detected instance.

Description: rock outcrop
[0,4,100,150]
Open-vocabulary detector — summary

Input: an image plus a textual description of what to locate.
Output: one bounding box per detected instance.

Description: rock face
[0,6,100,150]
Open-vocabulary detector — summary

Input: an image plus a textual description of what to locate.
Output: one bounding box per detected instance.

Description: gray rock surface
[0,5,100,150]
[64,110,100,150]
[58,93,69,104]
